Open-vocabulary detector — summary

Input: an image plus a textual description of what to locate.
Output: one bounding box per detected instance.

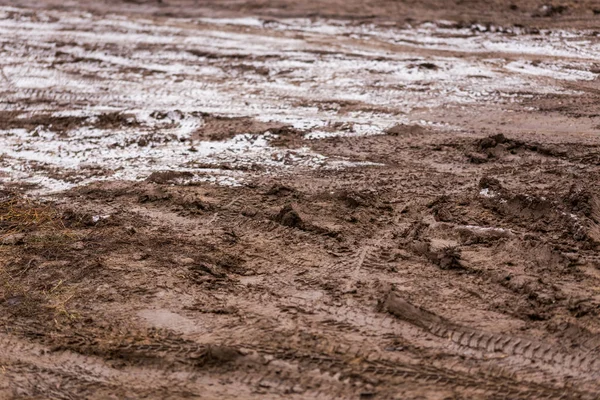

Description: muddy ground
[1,1,600,399]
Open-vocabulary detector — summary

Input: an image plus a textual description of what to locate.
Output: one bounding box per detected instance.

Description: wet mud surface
[1,1,600,399]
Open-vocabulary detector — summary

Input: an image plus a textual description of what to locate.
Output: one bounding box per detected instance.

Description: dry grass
[0,194,80,321]
[0,195,65,237]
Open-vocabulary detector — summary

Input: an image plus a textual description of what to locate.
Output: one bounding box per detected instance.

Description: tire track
[383,292,600,377]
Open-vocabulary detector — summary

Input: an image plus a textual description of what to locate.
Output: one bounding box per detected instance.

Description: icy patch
[215,17,600,62]
[92,214,110,223]
[479,188,497,198]
[463,225,509,233]
[0,112,373,192]
[505,60,597,81]
[198,17,265,27]
[0,7,598,193]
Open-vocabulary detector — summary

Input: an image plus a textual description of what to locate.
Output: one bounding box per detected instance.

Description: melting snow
[0,7,597,192]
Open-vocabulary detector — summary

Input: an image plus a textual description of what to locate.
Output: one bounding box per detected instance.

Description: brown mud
[1,1,600,399]
[192,115,293,142]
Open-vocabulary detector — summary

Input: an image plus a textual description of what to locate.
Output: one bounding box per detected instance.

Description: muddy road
[1,1,600,399]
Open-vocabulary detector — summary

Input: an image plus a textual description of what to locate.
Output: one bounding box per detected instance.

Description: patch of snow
[0,7,597,193]
[479,188,497,198]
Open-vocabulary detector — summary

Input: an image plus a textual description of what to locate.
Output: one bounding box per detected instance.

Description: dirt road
[1,1,600,399]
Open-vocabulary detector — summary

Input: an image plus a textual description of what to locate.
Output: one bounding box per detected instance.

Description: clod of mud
[381,291,445,329]
[192,252,247,276]
[417,62,439,70]
[265,184,296,197]
[412,239,464,270]
[534,4,568,17]
[455,225,514,244]
[427,195,456,223]
[0,111,84,134]
[0,111,139,136]
[274,204,304,228]
[385,124,429,137]
[466,151,489,164]
[470,133,568,163]
[268,126,305,148]
[138,186,172,203]
[478,176,503,192]
[174,193,212,213]
[566,183,600,220]
[502,194,553,219]
[146,171,194,184]
[429,240,463,270]
[93,112,140,130]
[189,263,227,279]
[206,345,242,364]
[193,115,290,141]
[477,133,509,150]
[472,133,520,161]
[468,134,511,162]
[334,190,372,208]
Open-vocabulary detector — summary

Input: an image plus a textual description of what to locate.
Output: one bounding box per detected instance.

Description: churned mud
[1,1,600,399]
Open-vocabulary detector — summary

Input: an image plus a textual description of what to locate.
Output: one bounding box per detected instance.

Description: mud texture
[1,0,600,399]
[3,0,600,29]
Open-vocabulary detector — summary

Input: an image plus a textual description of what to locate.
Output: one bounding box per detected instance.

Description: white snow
[0,7,597,193]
